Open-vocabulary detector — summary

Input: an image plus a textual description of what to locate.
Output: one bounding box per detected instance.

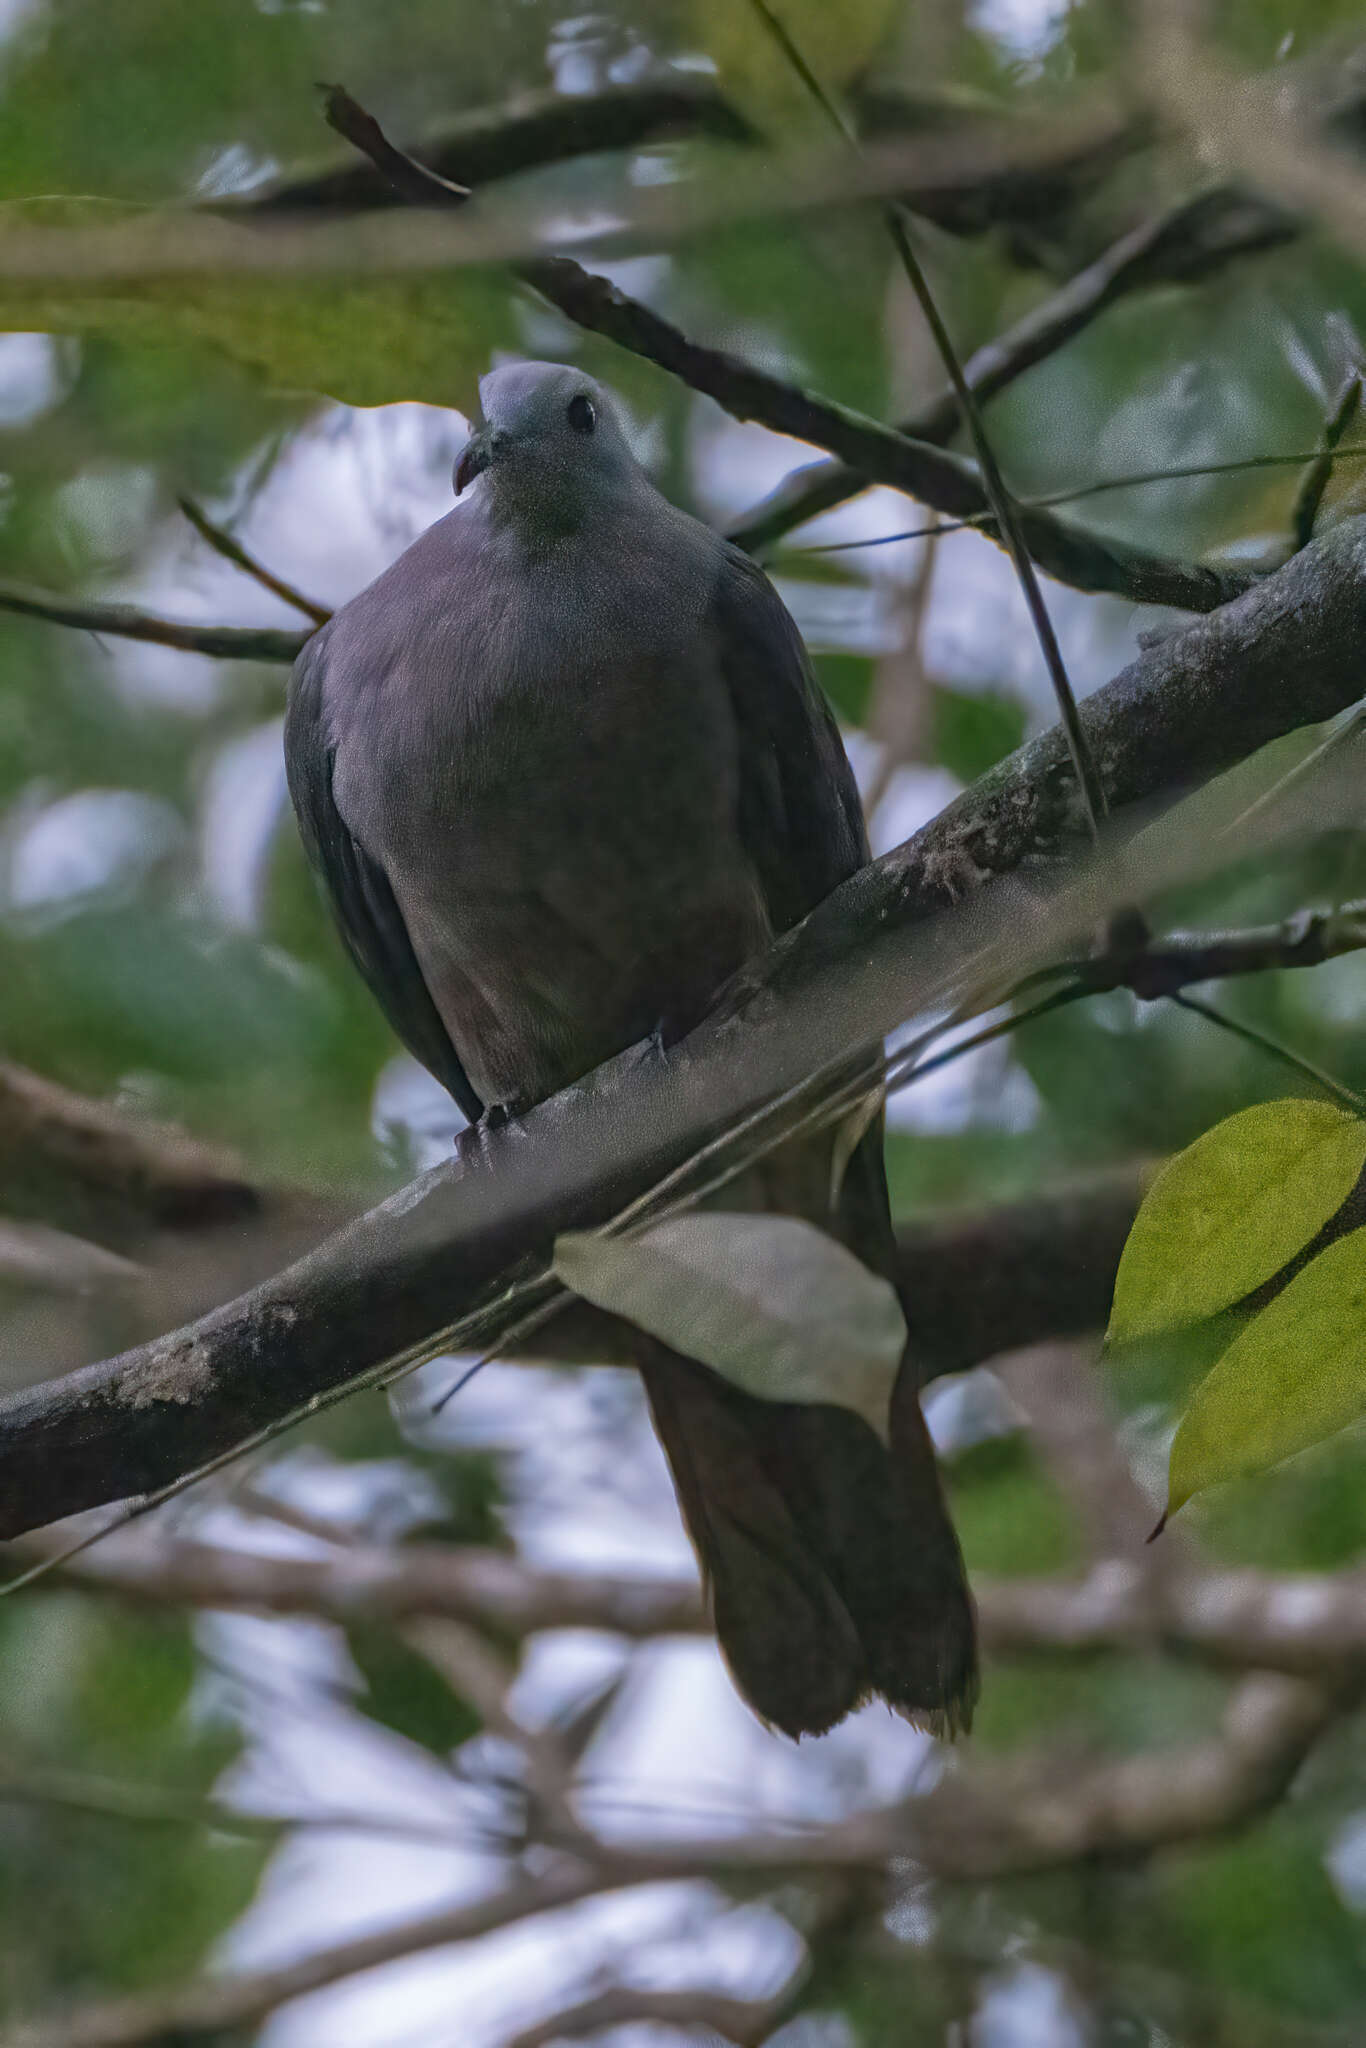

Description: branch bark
[2,519,1365,1536]
[9,1665,1343,2048]
[0,578,308,663]
[729,184,1298,554]
[44,1525,1366,1681]
[321,85,1253,615]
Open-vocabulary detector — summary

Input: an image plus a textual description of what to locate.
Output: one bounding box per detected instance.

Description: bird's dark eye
[567,394,596,435]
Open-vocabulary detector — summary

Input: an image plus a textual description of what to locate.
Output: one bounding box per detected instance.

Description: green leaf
[1166,1225,1366,1521]
[347,1625,481,1756]
[553,1213,906,1441]
[1107,1098,1366,1344]
[929,683,1026,783]
[0,203,514,409]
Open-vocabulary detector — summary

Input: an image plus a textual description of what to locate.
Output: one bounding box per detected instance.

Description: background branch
[0,578,307,663]
[3,520,1365,1536]
[322,85,1253,615]
[729,184,1298,553]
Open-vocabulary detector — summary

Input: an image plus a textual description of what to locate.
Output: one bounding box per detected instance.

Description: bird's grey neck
[481,465,642,546]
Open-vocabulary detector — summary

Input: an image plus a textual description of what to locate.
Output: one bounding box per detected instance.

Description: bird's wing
[709,540,868,932]
[284,632,484,1123]
[709,540,894,1269]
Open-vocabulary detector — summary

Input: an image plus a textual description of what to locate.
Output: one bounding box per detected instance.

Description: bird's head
[454,361,639,532]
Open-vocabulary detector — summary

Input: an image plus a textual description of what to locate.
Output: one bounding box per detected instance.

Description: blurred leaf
[554,1212,905,1439]
[947,1432,1080,1580]
[0,243,514,410]
[347,1625,481,1756]
[1167,1226,1366,1520]
[0,1602,264,2001]
[812,649,874,725]
[696,0,900,138]
[1108,1098,1366,1345]
[929,683,1026,782]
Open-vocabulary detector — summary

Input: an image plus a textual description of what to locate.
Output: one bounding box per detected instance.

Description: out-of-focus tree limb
[321,84,1253,614]
[0,1062,266,1245]
[2,519,1366,1537]
[0,578,309,662]
[9,1666,1344,2047]
[503,1982,795,2048]
[246,74,760,213]
[37,1526,1366,1682]
[729,184,1298,554]
[249,73,1141,236]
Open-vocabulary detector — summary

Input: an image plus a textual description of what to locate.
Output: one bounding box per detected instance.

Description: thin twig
[1170,991,1366,1112]
[781,442,1366,555]
[1292,372,1364,551]
[176,496,332,625]
[729,184,1298,553]
[745,0,1104,833]
[0,578,308,662]
[319,82,1253,615]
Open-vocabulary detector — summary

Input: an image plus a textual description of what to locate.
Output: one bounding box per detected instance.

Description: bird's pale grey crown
[453,359,640,531]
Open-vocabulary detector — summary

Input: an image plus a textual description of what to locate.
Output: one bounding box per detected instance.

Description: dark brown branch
[323,84,1254,616]
[0,579,308,663]
[249,75,757,214]
[0,1061,264,1246]
[2,519,1365,1537]
[730,184,1298,554]
[176,497,332,625]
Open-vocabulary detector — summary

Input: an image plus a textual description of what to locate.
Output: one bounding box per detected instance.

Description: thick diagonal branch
[0,521,1363,1538]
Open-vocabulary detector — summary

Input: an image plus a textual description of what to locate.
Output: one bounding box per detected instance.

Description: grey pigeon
[285,360,977,1738]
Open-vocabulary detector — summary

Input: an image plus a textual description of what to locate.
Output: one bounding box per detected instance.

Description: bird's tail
[636,1337,978,1739]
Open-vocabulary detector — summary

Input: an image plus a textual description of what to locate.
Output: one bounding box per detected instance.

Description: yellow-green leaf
[1165,1226,1366,1520]
[554,1213,906,1442]
[696,0,899,139]
[1107,1098,1366,1345]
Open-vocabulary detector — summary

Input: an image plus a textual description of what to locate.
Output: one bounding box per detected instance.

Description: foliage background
[2,0,1366,2042]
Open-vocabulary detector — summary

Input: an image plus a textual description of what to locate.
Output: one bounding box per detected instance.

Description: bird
[284,359,977,1739]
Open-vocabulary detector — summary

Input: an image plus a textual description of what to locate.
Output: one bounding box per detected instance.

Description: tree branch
[10,1665,1344,2047]
[0,1061,265,1246]
[2,519,1365,1536]
[321,84,1252,615]
[0,578,308,662]
[729,184,1298,554]
[44,1523,1366,1682]
[504,1983,793,2048]
[176,497,332,625]
[248,75,758,214]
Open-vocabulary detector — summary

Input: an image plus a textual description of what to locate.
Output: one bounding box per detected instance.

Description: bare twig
[0,579,308,663]
[0,1060,264,1245]
[1292,372,1364,551]
[729,186,1298,553]
[1170,990,1365,1113]
[742,0,1105,836]
[250,74,757,213]
[320,84,1252,615]
[176,496,331,625]
[6,1865,619,2048]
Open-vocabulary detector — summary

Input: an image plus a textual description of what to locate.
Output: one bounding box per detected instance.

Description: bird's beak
[454,429,492,497]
